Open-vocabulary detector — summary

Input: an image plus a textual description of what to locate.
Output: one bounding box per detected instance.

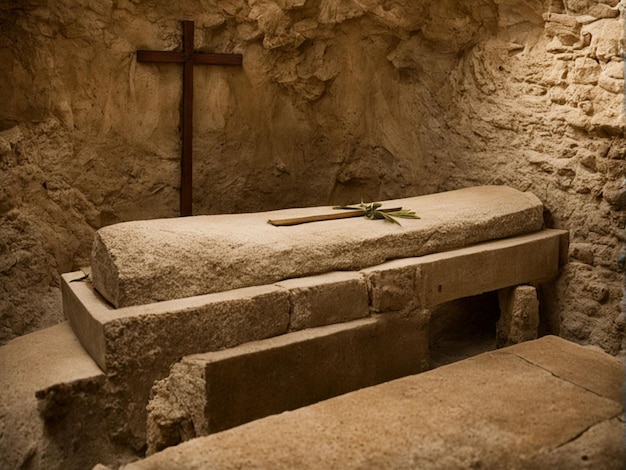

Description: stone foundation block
[62,274,291,372]
[276,272,369,330]
[497,285,540,348]
[126,336,624,470]
[145,315,429,454]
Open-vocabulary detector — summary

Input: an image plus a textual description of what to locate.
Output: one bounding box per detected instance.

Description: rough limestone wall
[0,1,624,353]
[437,0,626,353]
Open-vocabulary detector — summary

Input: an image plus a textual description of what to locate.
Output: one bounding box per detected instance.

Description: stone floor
[123,335,624,470]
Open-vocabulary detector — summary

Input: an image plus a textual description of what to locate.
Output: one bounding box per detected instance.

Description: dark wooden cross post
[137,20,242,216]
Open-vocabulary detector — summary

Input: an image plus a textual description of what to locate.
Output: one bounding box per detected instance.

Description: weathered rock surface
[497,285,540,347]
[0,0,623,354]
[92,185,544,307]
[123,335,624,470]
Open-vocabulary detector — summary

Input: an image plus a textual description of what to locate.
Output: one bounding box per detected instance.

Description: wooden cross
[137,20,242,216]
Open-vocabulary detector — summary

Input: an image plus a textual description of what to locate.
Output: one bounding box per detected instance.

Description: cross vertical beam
[137,20,242,216]
[182,20,195,218]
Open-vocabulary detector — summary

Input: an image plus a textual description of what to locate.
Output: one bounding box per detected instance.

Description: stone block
[598,72,623,94]
[587,18,621,61]
[64,228,566,381]
[363,229,567,312]
[544,12,581,45]
[572,57,601,84]
[275,272,369,330]
[62,273,290,372]
[91,186,544,308]
[126,336,623,470]
[145,315,429,453]
[496,285,540,348]
[62,274,292,448]
[363,259,417,314]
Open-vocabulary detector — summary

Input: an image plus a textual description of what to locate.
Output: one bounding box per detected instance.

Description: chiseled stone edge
[0,323,110,470]
[145,314,430,454]
[276,271,370,331]
[362,229,568,313]
[62,274,292,371]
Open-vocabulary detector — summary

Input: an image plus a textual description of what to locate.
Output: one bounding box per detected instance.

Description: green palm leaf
[334,202,419,226]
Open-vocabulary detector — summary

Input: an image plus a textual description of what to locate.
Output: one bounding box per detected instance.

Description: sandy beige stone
[91,186,544,308]
[364,229,566,313]
[0,323,126,470]
[64,228,565,374]
[146,315,429,454]
[503,334,624,402]
[276,271,369,330]
[496,285,540,347]
[62,272,291,371]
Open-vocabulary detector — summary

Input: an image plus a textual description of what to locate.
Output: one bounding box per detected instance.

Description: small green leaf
[379,211,401,225]
[333,201,419,226]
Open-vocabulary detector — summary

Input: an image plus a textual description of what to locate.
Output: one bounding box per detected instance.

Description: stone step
[0,322,113,469]
[91,185,544,308]
[145,315,429,455]
[122,336,624,470]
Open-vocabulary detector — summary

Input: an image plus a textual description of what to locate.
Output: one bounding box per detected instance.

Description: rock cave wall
[0,0,624,353]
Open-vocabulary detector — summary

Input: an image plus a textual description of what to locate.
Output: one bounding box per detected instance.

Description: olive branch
[333,201,419,226]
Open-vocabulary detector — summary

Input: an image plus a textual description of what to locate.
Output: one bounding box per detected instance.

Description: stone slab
[123,336,624,470]
[275,271,369,330]
[364,229,568,312]
[92,185,544,307]
[145,315,429,454]
[62,273,291,371]
[502,334,623,402]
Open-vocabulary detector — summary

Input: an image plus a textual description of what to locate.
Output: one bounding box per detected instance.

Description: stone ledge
[0,323,112,470]
[63,229,567,372]
[363,228,568,313]
[123,336,624,470]
[62,276,291,371]
[276,271,369,330]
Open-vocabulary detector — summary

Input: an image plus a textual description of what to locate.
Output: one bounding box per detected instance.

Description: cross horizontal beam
[136,50,243,65]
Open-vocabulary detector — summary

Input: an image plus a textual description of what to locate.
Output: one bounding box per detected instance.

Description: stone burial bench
[61,185,567,450]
